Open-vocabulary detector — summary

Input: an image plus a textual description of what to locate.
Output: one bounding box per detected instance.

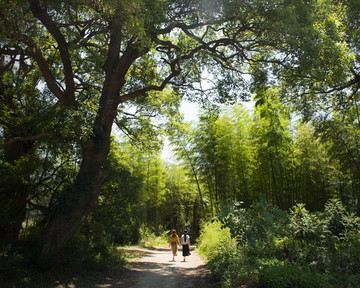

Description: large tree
[0,0,351,261]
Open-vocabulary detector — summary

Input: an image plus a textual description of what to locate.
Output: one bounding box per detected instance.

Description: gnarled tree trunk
[37,31,143,261]
[38,142,109,261]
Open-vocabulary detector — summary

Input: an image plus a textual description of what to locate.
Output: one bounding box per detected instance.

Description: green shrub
[259,261,328,288]
[0,231,127,288]
[207,244,237,283]
[218,199,288,246]
[330,228,360,275]
[61,229,127,271]
[323,199,347,237]
[328,273,360,288]
[345,274,360,288]
[289,203,322,243]
[197,219,234,261]
[198,199,360,288]
[197,220,259,287]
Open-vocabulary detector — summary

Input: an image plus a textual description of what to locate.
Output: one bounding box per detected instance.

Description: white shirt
[181,234,190,245]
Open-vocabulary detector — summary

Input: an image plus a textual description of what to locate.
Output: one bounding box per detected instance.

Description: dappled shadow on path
[78,264,213,288]
[70,248,215,288]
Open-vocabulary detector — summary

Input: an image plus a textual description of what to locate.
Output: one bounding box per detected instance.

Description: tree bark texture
[6,0,182,260]
[38,141,109,261]
[37,22,142,260]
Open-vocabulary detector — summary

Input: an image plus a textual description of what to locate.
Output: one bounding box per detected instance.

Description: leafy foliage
[259,261,329,288]
[198,199,360,288]
[138,224,169,248]
[197,219,234,261]
[197,220,244,285]
[1,0,360,286]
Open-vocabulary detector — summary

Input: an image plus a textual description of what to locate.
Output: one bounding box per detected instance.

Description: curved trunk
[36,19,142,261]
[38,94,118,261]
[38,143,109,261]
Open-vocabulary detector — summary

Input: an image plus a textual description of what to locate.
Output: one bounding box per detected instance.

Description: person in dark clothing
[181,229,191,262]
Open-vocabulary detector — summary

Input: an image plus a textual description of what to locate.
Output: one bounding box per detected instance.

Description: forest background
[1,0,360,287]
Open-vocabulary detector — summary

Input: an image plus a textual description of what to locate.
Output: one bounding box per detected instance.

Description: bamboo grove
[170,98,360,214]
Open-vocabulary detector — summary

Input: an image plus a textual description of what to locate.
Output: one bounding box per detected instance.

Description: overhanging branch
[118,61,181,103]
[0,133,56,150]
[29,0,76,106]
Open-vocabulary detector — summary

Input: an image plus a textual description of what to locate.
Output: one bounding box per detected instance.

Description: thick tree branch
[23,37,68,103]
[119,34,239,103]
[29,0,76,106]
[119,61,181,103]
[103,8,124,74]
[27,199,48,212]
[298,75,360,98]
[0,133,56,150]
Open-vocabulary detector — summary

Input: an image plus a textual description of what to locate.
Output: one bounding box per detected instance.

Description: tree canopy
[1,0,359,263]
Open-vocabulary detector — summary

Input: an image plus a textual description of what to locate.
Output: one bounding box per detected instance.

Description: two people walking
[169,228,191,261]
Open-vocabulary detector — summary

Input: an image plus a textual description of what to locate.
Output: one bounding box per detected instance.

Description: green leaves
[1,0,360,265]
[199,199,360,287]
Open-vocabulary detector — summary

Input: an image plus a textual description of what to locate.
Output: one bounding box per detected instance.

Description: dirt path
[88,247,214,288]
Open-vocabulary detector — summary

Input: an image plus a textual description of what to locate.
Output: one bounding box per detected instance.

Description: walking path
[90,247,214,288]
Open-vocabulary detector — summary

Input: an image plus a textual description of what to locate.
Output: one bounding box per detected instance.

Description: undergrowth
[138,224,169,247]
[0,230,127,288]
[197,199,360,288]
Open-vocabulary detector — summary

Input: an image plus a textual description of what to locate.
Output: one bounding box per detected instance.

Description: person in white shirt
[181,229,191,262]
